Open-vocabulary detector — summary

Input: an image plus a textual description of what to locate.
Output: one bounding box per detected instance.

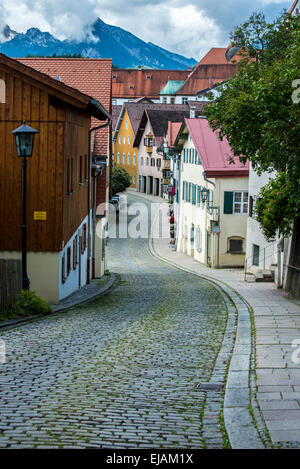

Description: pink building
[134,107,189,197]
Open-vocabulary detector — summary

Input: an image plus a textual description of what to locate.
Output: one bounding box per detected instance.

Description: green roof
[160,80,185,95]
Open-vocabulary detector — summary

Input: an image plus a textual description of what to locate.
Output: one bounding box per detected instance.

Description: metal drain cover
[197,383,223,392]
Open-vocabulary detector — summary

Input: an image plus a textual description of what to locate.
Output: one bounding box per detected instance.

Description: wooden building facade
[0,53,111,303]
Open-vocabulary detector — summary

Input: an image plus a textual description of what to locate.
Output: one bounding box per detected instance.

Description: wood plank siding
[0,64,92,253]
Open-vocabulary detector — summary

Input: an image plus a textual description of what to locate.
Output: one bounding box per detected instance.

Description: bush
[112,167,131,196]
[7,290,53,318]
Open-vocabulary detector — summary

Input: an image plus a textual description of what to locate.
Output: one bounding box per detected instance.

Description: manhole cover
[197,383,223,392]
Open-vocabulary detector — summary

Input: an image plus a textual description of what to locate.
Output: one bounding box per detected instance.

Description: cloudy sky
[0,0,293,60]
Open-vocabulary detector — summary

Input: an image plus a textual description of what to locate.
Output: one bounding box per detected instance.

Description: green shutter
[224,191,233,214]
[182,181,185,200]
[197,185,201,204]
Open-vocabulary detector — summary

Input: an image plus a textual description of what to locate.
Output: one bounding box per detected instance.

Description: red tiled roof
[17,57,112,156]
[112,69,190,99]
[199,47,244,65]
[176,63,238,96]
[185,118,249,178]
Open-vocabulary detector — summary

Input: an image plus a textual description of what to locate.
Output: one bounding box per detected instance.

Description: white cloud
[0,0,293,58]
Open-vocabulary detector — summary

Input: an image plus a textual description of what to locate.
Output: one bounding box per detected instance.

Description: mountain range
[0,19,197,70]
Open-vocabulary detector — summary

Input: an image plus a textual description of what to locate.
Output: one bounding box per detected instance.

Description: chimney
[190,105,196,119]
[138,66,142,71]
[209,77,214,89]
[188,67,191,71]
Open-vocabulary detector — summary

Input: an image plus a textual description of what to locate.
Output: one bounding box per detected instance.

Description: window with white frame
[123,136,126,144]
[133,154,136,166]
[117,152,120,164]
[141,156,144,166]
[125,120,128,130]
[132,175,136,184]
[122,152,125,164]
[127,153,130,165]
[128,136,130,145]
[118,136,121,144]
[233,191,248,214]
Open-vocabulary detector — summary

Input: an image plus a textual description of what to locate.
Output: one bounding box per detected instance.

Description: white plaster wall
[245,163,277,272]
[177,137,249,267]
[59,213,90,301]
[137,120,163,195]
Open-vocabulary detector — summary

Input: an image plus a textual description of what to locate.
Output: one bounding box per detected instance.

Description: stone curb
[142,197,266,449]
[0,273,120,331]
[148,238,266,449]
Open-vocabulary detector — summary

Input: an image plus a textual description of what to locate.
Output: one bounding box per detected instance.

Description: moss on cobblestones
[0,196,228,449]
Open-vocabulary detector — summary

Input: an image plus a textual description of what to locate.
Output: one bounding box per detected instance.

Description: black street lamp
[200,187,209,204]
[11,121,38,290]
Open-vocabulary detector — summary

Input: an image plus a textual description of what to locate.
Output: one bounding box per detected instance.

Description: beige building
[174,117,249,268]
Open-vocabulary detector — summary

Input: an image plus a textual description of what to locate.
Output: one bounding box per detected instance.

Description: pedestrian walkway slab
[135,190,300,449]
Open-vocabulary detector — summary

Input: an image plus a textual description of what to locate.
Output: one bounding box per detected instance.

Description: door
[253,244,260,266]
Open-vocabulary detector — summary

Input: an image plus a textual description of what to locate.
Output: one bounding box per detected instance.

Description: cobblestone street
[0,195,230,449]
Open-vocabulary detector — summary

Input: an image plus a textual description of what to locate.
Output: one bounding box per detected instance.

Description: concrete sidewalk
[153,235,300,448]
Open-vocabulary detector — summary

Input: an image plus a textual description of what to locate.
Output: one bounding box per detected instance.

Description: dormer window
[146,75,152,80]
[129,85,135,89]
[112,75,117,79]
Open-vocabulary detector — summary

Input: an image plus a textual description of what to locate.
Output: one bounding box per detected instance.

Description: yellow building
[112,107,138,189]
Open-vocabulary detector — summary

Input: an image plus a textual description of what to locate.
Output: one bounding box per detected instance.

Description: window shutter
[224,191,233,214]
[249,196,253,217]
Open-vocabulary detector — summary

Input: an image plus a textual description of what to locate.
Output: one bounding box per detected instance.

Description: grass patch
[0,289,53,321]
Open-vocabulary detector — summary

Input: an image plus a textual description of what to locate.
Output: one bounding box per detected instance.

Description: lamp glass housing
[11,122,38,157]
[201,188,209,203]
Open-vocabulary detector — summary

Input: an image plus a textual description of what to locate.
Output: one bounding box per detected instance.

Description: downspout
[88,114,112,284]
[175,152,181,251]
[203,171,220,268]
[92,166,104,278]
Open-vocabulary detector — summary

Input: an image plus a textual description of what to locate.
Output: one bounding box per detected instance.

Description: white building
[175,117,249,268]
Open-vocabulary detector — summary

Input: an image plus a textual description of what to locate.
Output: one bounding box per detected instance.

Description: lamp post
[11,121,38,290]
[200,187,209,205]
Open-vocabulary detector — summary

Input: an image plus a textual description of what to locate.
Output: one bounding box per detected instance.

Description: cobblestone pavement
[0,196,229,449]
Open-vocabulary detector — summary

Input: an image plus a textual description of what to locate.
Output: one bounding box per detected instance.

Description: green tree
[206,11,300,240]
[111,167,131,196]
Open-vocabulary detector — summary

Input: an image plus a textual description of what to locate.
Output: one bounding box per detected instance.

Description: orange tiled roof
[168,121,182,148]
[176,63,238,95]
[17,57,112,156]
[112,68,190,99]
[198,47,243,65]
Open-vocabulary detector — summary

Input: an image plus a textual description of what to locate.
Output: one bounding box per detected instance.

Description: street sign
[34,211,47,221]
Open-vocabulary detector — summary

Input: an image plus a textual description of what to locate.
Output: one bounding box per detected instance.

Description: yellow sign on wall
[34,211,47,221]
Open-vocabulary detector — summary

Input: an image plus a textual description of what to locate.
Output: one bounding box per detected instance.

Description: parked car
[110,197,120,212]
